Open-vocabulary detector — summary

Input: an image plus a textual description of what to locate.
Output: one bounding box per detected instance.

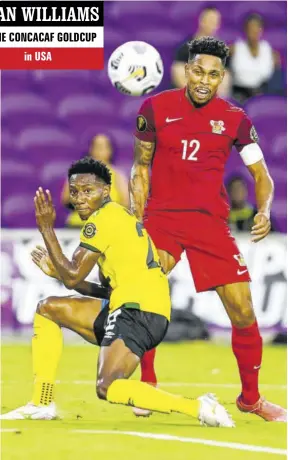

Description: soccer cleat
[198,393,235,427]
[0,402,58,420]
[236,395,287,422]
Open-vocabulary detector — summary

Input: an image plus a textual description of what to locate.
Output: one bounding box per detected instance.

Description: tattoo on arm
[129,138,155,220]
[134,138,155,165]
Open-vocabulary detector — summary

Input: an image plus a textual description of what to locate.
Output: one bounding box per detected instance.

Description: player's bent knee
[36,297,64,323]
[36,297,52,316]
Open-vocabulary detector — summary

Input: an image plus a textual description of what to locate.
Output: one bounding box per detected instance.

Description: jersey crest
[210,120,226,134]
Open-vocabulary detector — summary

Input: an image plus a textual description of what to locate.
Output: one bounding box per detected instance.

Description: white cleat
[132,407,152,417]
[0,402,58,420]
[198,393,235,428]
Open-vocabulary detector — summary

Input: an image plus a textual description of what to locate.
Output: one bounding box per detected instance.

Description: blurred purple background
[1,1,286,231]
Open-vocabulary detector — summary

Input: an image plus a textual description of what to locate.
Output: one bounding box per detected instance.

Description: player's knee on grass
[96,377,108,400]
[219,283,255,328]
[96,374,121,400]
[36,297,67,326]
[96,339,140,399]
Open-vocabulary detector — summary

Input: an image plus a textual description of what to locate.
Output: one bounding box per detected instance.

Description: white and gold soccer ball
[107,41,164,96]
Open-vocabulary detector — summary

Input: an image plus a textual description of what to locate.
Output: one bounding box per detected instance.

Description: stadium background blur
[1,1,286,341]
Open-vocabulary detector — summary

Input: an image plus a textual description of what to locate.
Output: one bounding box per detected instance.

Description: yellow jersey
[79,201,171,321]
[66,166,123,228]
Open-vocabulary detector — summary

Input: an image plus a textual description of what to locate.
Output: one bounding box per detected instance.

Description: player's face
[185,55,224,105]
[69,173,110,220]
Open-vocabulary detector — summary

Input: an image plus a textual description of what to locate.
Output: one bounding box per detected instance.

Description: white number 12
[181,139,200,161]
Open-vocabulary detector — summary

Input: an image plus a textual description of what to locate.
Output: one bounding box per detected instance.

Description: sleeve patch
[250,126,259,143]
[83,223,97,238]
[136,115,147,132]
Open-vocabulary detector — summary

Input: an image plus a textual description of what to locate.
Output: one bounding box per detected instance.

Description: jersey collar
[99,197,112,209]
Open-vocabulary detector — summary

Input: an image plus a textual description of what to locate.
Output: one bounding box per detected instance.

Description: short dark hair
[244,13,264,28]
[188,36,229,66]
[68,156,112,185]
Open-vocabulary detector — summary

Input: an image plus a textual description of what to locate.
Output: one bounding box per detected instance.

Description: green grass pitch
[1,341,287,460]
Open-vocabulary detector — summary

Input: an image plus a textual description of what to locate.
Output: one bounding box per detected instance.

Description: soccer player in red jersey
[131,37,286,422]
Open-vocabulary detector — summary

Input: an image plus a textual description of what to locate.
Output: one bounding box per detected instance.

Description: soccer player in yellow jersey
[1,157,234,427]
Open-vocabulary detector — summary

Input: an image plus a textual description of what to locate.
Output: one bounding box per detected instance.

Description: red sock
[140,348,157,385]
[232,321,262,405]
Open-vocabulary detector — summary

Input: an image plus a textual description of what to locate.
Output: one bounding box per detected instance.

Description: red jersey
[134,88,258,219]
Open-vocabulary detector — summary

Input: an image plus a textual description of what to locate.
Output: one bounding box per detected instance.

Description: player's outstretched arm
[247,159,274,243]
[129,137,155,221]
[42,241,100,290]
[34,187,100,289]
[31,245,110,298]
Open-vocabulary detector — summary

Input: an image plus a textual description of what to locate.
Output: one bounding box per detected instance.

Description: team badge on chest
[210,120,226,134]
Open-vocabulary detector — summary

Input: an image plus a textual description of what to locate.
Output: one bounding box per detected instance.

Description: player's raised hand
[31,245,60,280]
[34,187,56,232]
[251,212,271,243]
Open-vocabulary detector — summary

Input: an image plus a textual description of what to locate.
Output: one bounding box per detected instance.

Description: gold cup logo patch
[83,223,96,238]
[137,115,147,132]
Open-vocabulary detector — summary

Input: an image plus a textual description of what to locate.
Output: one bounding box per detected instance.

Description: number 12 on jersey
[181,139,200,161]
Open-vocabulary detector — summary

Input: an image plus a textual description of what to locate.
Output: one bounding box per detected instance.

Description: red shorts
[144,211,251,293]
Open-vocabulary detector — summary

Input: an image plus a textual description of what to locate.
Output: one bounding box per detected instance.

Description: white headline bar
[0,26,103,48]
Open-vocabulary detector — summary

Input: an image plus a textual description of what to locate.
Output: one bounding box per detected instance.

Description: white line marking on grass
[72,430,287,455]
[0,429,20,433]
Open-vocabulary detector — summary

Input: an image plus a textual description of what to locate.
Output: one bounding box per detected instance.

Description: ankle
[240,393,260,406]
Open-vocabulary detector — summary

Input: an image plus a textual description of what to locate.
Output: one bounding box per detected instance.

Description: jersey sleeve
[134,97,156,142]
[234,112,264,166]
[80,215,109,254]
[234,112,259,152]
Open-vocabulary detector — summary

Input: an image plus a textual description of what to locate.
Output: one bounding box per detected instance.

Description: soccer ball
[107,41,164,96]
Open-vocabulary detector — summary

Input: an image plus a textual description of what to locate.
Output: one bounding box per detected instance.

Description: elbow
[63,279,78,290]
[267,174,274,193]
[62,272,81,290]
[256,171,274,189]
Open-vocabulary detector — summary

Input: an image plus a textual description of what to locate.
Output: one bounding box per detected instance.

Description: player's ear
[184,63,189,79]
[220,69,225,82]
[103,184,110,199]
